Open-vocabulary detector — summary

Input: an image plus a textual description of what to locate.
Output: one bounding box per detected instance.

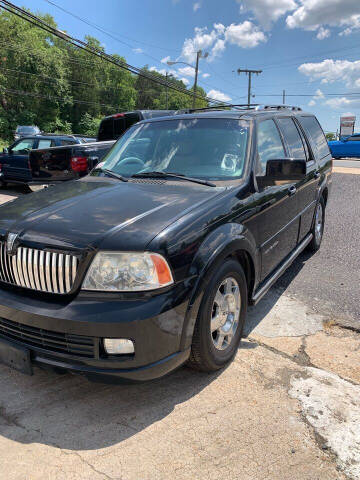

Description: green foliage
[77,113,102,136]
[0,8,204,141]
[325,132,336,141]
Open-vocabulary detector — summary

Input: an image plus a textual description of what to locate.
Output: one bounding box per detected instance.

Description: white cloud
[237,0,297,29]
[308,88,324,106]
[325,97,360,110]
[225,21,267,48]
[180,21,266,64]
[207,89,231,102]
[178,66,196,77]
[133,47,144,54]
[149,66,177,77]
[161,55,171,64]
[316,27,330,39]
[286,0,360,37]
[298,59,360,89]
[180,77,190,85]
[202,73,210,78]
[308,99,316,106]
[193,2,201,11]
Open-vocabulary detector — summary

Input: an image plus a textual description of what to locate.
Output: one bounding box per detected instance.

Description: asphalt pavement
[275,171,360,327]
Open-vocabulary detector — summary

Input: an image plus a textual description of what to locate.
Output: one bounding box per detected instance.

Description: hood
[0,177,221,251]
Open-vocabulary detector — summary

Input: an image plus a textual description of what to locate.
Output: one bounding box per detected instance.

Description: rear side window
[37,139,55,149]
[257,119,286,174]
[298,116,330,159]
[277,118,306,159]
[59,139,77,146]
[349,135,360,141]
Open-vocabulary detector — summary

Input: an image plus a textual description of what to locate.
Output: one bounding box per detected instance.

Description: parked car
[328,133,360,158]
[0,105,331,382]
[14,125,41,140]
[0,135,109,187]
[97,110,176,141]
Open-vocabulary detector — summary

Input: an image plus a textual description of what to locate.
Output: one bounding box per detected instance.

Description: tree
[325,132,336,141]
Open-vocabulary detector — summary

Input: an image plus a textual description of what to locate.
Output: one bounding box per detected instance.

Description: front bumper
[0,283,193,382]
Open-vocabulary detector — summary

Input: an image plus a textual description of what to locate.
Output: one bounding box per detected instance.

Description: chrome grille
[0,242,79,294]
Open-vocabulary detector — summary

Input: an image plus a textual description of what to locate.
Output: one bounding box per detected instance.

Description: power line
[1,87,119,108]
[0,1,231,106]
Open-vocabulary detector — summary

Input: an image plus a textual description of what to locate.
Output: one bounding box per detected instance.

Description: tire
[188,259,247,372]
[307,197,325,252]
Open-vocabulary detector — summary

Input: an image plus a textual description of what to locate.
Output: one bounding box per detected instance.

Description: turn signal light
[150,253,173,285]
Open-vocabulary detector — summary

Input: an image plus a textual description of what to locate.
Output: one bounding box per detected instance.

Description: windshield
[98,118,249,181]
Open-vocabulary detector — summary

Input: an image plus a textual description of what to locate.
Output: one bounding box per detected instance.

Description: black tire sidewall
[196,259,247,370]
[312,197,325,249]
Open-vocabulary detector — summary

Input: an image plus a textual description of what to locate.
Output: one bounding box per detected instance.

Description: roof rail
[254,104,302,111]
[175,104,260,114]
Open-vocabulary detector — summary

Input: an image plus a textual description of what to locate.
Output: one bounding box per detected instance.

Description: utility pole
[236,69,262,107]
[282,89,286,104]
[165,72,168,109]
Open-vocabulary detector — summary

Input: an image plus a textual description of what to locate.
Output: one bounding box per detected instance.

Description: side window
[277,118,306,159]
[37,139,55,149]
[11,139,34,152]
[298,116,330,159]
[257,119,286,175]
[348,135,360,142]
[60,139,77,146]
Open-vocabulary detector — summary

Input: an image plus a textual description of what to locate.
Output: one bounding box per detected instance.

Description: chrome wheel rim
[211,277,241,351]
[315,203,323,243]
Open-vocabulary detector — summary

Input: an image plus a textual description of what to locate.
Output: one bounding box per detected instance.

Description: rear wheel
[188,259,247,372]
[307,197,325,252]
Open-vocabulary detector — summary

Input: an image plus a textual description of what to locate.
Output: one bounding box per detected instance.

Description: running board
[251,233,313,305]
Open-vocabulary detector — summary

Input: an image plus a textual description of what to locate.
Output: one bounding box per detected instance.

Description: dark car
[0,135,108,186]
[14,125,41,140]
[97,110,176,141]
[0,104,331,382]
[328,133,360,158]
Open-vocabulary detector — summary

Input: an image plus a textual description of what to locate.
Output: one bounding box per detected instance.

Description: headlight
[82,251,173,291]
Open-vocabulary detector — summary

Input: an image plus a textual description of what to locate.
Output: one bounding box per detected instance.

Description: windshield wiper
[132,171,216,187]
[96,168,128,182]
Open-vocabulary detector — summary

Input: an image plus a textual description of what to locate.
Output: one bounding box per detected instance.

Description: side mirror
[2,148,8,154]
[265,158,306,180]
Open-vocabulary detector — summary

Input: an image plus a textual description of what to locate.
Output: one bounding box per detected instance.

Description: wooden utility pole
[236,68,262,107]
[282,89,286,104]
[165,72,168,109]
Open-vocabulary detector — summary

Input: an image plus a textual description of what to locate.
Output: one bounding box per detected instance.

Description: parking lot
[0,169,359,480]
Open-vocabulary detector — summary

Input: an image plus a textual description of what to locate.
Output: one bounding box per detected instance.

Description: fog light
[103,338,134,355]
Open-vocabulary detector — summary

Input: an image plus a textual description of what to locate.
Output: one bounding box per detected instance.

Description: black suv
[0,105,332,382]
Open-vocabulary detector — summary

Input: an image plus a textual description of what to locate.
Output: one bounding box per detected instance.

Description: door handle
[314,170,320,179]
[288,185,297,196]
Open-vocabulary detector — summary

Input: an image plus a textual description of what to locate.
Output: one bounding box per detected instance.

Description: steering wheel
[117,157,144,167]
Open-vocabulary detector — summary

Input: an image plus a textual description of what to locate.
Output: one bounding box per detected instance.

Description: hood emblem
[6,233,18,255]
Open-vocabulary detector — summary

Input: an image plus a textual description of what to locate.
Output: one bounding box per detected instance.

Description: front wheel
[188,259,247,372]
[307,197,325,252]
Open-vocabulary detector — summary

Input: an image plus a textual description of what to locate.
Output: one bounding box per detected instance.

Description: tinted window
[11,139,34,152]
[60,139,77,146]
[98,118,114,141]
[298,116,330,159]
[257,120,285,174]
[37,139,54,149]
[349,135,360,142]
[277,118,306,159]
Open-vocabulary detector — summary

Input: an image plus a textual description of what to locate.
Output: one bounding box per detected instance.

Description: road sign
[340,114,356,137]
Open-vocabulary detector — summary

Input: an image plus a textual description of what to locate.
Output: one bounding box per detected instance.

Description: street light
[167,50,209,109]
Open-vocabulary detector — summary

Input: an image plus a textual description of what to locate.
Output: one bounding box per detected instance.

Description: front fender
[179,222,259,350]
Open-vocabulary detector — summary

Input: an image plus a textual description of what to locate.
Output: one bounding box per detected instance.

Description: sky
[21,0,360,132]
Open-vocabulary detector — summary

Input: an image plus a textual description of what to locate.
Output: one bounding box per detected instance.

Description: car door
[276,116,317,243]
[248,118,300,281]
[2,137,36,181]
[297,116,332,239]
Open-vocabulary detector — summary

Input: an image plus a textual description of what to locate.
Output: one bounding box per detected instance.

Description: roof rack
[35,133,95,138]
[175,104,302,115]
[254,104,302,111]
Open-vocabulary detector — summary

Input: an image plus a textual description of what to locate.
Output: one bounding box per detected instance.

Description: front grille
[0,242,79,294]
[0,317,95,358]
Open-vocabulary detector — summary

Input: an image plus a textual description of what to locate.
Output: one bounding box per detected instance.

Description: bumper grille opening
[0,242,79,294]
[0,317,95,358]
